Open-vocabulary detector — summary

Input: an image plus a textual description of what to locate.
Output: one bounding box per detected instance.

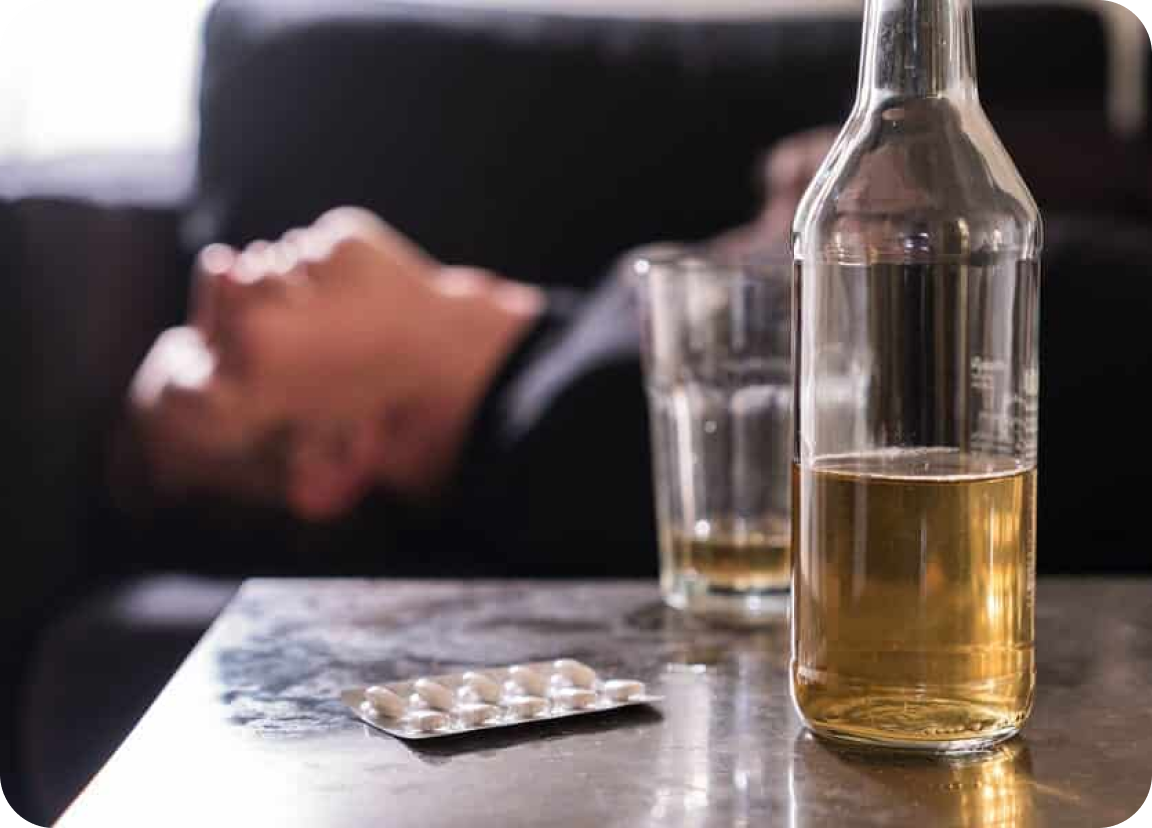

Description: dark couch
[2,0,1149,822]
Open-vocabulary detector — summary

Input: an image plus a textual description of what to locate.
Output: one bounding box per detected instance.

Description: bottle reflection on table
[789,731,1035,828]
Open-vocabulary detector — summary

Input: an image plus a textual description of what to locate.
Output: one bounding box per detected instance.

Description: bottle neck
[857,0,978,104]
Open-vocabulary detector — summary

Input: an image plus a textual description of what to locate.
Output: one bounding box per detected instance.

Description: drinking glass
[632,245,792,624]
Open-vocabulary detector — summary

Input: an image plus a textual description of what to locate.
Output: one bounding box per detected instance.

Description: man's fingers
[230,241,298,300]
[235,242,279,289]
[269,232,312,295]
[315,206,438,275]
[191,244,235,339]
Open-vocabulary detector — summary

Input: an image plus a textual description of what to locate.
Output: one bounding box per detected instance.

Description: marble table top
[58,578,1152,827]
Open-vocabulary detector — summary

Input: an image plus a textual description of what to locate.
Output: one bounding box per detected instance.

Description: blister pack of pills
[341,659,660,740]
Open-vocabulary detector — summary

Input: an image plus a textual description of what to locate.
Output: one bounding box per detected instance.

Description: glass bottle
[790,0,1041,751]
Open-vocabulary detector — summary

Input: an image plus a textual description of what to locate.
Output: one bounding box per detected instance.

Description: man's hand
[127,207,431,509]
[711,127,839,256]
[126,207,542,519]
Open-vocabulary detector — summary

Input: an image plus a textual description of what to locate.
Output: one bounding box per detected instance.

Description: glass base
[662,579,788,626]
[801,719,1022,754]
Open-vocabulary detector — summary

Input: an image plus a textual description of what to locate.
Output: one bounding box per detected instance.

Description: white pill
[406,710,450,732]
[505,695,548,718]
[553,687,598,710]
[414,679,455,711]
[553,659,598,688]
[455,703,501,726]
[602,679,645,702]
[363,685,406,718]
[359,700,382,720]
[408,692,429,710]
[462,671,502,703]
[509,665,547,696]
[457,685,481,705]
[548,673,572,695]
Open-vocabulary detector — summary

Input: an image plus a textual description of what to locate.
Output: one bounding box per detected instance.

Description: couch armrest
[0,150,197,816]
[0,150,194,652]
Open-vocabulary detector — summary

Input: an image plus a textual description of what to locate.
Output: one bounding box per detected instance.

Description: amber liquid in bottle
[792,449,1035,748]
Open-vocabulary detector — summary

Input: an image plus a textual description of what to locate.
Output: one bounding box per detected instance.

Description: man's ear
[287,421,381,521]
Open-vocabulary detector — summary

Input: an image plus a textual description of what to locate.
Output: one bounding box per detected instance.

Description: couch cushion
[191,0,1118,288]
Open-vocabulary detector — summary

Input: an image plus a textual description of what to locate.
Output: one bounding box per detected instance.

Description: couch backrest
[191,0,1129,288]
